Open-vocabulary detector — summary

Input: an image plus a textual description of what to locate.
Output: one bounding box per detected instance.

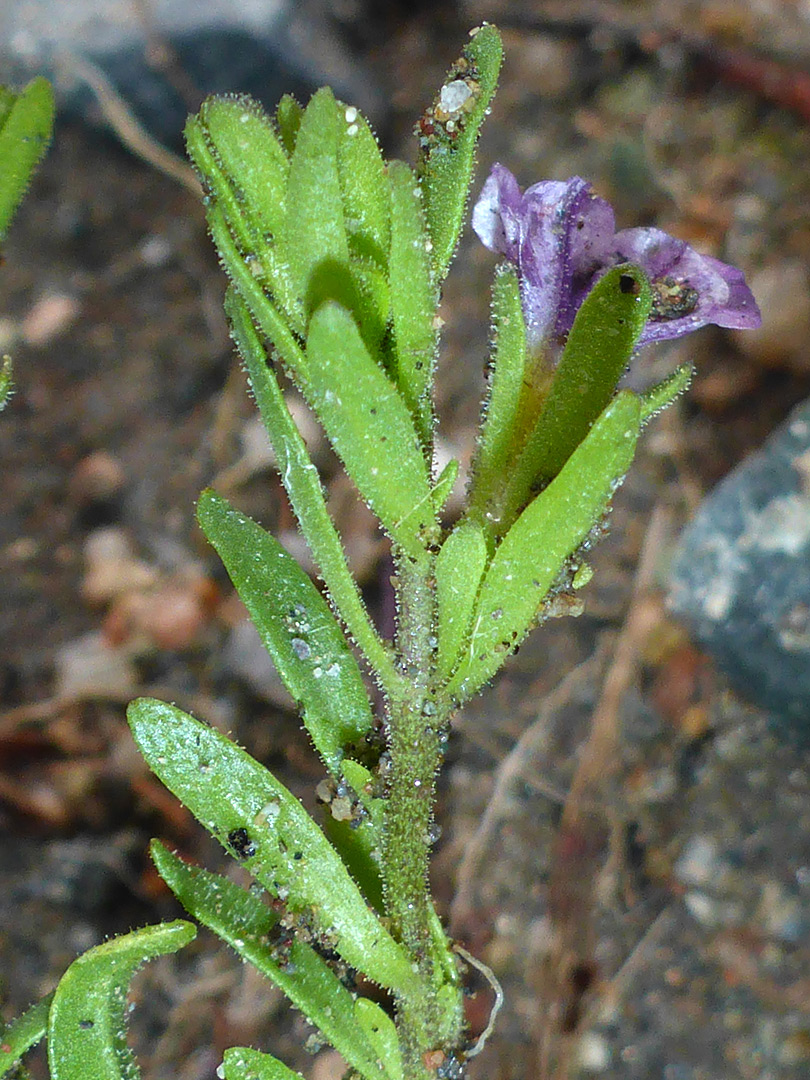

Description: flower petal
[471,163,523,259]
[473,166,615,349]
[473,169,761,354]
[614,227,762,343]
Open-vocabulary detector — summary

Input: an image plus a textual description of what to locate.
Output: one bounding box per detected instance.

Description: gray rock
[669,397,810,727]
[2,0,383,144]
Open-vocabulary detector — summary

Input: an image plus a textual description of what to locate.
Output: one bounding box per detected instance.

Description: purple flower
[472,164,761,354]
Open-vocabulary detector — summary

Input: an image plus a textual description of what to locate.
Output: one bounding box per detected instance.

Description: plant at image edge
[0,24,761,1080]
[0,75,54,411]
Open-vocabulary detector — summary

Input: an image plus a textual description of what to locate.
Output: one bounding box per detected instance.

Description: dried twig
[56,50,201,195]
[453,944,504,1058]
[450,646,606,935]
[536,504,672,1080]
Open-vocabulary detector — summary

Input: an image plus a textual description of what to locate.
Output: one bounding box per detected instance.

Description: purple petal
[472,169,761,355]
[614,227,762,344]
[472,166,615,349]
[471,163,524,260]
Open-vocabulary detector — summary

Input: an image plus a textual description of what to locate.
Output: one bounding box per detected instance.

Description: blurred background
[2,2,810,1078]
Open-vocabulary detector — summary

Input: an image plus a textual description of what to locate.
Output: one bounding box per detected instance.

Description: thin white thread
[453,944,503,1058]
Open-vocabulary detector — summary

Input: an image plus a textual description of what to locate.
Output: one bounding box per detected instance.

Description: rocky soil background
[1,2,810,1079]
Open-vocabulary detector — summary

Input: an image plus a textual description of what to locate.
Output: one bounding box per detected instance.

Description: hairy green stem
[383,552,455,1074]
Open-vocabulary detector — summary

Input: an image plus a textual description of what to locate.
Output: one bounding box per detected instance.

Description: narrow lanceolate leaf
[186,104,299,329]
[151,843,388,1080]
[447,392,642,701]
[322,759,386,912]
[222,1047,302,1080]
[0,993,53,1078]
[435,521,488,681]
[432,457,459,516]
[417,25,503,280]
[197,489,373,775]
[434,981,465,1047]
[388,160,438,447]
[336,104,389,266]
[346,254,391,354]
[427,903,462,995]
[128,698,421,996]
[502,266,651,524]
[0,78,54,246]
[47,921,196,1080]
[277,88,348,318]
[195,96,288,240]
[210,204,309,385]
[0,87,12,127]
[306,302,435,558]
[226,290,400,693]
[467,264,527,530]
[639,361,693,423]
[354,1000,403,1080]
[275,94,302,157]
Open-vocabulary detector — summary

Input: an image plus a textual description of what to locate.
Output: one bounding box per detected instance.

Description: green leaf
[0,78,54,246]
[388,160,438,447]
[0,994,53,1078]
[197,490,373,774]
[531,265,651,478]
[277,88,349,320]
[276,94,303,157]
[322,759,386,911]
[196,96,288,240]
[354,1000,403,1080]
[426,906,462,1000]
[225,290,400,693]
[223,1047,302,1080]
[432,457,459,516]
[0,87,13,129]
[500,266,651,527]
[47,921,195,1080]
[447,392,642,700]
[434,982,465,1047]
[306,302,435,558]
[209,202,309,381]
[333,254,391,354]
[336,104,389,266]
[186,104,299,329]
[435,521,487,681]
[639,361,693,423]
[151,843,388,1079]
[466,265,527,529]
[417,25,502,280]
[0,355,12,412]
[128,698,421,996]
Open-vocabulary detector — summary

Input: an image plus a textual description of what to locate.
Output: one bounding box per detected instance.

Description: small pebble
[310,1050,347,1080]
[22,292,80,346]
[732,261,810,371]
[70,451,125,504]
[137,233,172,267]
[578,1032,611,1071]
[675,835,720,887]
[54,631,137,700]
[439,79,472,114]
[105,579,210,651]
[756,880,806,943]
[82,527,157,605]
[502,31,580,99]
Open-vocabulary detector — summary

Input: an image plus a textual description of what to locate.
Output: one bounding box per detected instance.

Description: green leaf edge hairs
[0,75,55,412]
[0,22,762,1080]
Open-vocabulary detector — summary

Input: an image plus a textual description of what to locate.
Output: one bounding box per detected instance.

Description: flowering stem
[383,550,456,1071]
